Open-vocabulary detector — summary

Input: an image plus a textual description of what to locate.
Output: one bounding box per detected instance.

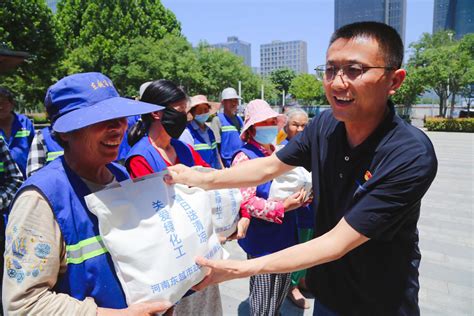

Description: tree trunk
[439,95,445,117]
[468,97,472,115]
[449,93,456,118]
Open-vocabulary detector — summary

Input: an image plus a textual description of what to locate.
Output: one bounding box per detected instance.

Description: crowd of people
[0,21,437,316]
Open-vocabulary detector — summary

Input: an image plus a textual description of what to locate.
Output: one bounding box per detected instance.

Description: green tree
[409,32,452,117]
[449,34,474,116]
[0,0,62,110]
[269,68,296,94]
[391,67,423,107]
[257,77,278,104]
[408,31,474,117]
[56,0,181,76]
[109,35,202,97]
[194,43,260,102]
[289,74,325,105]
[391,65,426,119]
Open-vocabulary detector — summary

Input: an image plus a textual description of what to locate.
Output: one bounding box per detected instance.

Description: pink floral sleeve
[232,152,285,224]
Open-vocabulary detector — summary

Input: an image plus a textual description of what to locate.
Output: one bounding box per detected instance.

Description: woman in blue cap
[3,72,171,315]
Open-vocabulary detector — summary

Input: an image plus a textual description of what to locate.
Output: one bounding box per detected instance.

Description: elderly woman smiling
[3,73,171,315]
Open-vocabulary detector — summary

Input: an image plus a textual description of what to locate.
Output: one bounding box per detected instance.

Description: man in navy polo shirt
[167,21,437,315]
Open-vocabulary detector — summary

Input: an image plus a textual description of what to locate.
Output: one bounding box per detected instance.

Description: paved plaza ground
[219,131,473,315]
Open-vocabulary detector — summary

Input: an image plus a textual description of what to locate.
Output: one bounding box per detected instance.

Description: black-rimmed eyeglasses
[315,64,396,81]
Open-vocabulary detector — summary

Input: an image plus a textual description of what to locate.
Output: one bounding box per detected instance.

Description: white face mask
[253,125,278,144]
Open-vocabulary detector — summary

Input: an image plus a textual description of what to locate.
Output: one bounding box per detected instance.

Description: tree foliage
[289,74,326,105]
[408,31,474,117]
[108,38,270,103]
[56,0,182,76]
[391,65,426,107]
[109,35,201,97]
[194,43,272,102]
[269,68,296,93]
[0,0,62,110]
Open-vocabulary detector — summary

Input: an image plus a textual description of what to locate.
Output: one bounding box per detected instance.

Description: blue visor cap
[46,72,163,133]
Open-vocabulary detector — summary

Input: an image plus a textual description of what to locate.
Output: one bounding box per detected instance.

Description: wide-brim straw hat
[240,99,286,139]
[187,95,220,115]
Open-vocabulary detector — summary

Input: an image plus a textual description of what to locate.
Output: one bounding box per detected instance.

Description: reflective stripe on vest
[66,235,108,265]
[193,142,217,151]
[0,162,4,172]
[221,125,238,132]
[46,151,64,162]
[15,130,31,138]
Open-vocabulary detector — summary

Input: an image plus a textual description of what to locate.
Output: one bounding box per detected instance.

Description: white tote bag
[208,188,241,238]
[192,167,242,239]
[85,172,225,306]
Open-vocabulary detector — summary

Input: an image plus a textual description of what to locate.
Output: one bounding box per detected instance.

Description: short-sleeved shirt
[276,102,437,315]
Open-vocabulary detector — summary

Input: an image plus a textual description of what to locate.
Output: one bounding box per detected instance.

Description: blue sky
[161,0,434,70]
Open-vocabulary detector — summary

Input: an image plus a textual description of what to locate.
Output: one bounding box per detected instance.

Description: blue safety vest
[41,127,64,163]
[218,113,243,168]
[187,122,220,169]
[13,156,128,308]
[235,143,298,257]
[126,136,195,172]
[0,112,34,177]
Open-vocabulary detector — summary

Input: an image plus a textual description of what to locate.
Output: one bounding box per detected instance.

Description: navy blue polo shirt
[276,102,437,315]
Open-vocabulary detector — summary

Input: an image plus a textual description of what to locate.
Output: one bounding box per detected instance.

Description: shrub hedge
[424,117,474,132]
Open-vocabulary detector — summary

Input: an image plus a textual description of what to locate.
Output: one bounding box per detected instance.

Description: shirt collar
[190,120,202,131]
[340,100,396,154]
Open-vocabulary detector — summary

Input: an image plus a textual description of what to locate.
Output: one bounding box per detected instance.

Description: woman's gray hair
[285,107,308,126]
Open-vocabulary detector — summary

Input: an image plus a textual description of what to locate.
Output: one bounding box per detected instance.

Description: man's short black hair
[330,21,404,69]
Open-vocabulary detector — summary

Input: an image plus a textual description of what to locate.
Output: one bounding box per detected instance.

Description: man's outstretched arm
[194,217,369,290]
[166,154,294,190]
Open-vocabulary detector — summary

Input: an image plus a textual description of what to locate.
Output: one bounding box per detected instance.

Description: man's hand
[165,164,207,188]
[283,188,307,212]
[193,257,253,291]
[97,301,172,316]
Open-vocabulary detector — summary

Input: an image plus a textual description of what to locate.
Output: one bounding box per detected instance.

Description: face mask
[194,113,210,124]
[253,125,278,144]
[161,107,188,138]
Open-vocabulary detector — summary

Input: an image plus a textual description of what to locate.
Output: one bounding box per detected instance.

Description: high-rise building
[334,0,406,43]
[259,40,308,77]
[433,0,473,39]
[46,0,59,13]
[211,36,251,67]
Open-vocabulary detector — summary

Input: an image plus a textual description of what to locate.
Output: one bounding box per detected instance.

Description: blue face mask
[253,125,278,144]
[194,113,210,124]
